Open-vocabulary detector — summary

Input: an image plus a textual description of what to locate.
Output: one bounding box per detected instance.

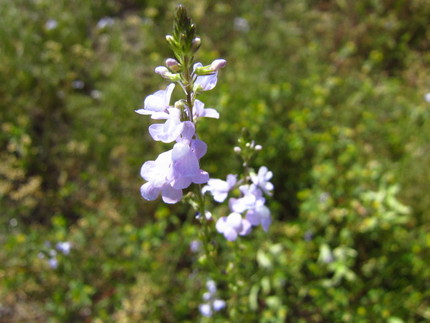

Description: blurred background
[1,0,430,321]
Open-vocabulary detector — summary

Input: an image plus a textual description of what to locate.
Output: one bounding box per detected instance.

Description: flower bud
[165,58,180,72]
[174,100,185,110]
[192,37,201,52]
[233,146,241,153]
[155,66,169,77]
[255,145,263,151]
[210,59,227,71]
[155,66,181,82]
[166,34,176,48]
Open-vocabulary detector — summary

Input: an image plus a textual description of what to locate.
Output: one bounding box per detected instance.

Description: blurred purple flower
[45,19,58,30]
[251,166,273,195]
[135,84,175,119]
[202,174,237,203]
[193,100,219,120]
[216,212,252,241]
[56,241,72,255]
[97,17,115,29]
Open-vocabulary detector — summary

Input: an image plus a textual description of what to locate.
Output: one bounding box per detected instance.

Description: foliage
[1,0,430,322]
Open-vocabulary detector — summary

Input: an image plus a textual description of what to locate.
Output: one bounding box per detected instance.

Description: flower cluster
[38,241,72,269]
[203,166,274,241]
[136,59,225,204]
[199,280,226,317]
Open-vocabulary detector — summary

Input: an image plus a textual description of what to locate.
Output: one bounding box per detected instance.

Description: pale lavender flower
[209,59,227,72]
[148,109,186,143]
[199,303,212,317]
[140,135,209,203]
[229,184,264,213]
[193,63,218,91]
[135,84,175,119]
[250,166,273,194]
[216,212,252,241]
[72,80,85,89]
[246,204,272,231]
[48,257,58,269]
[425,93,430,102]
[140,150,182,204]
[97,17,115,29]
[193,100,219,119]
[170,141,209,189]
[213,299,226,311]
[56,242,72,255]
[45,19,58,30]
[199,280,226,317]
[206,280,217,294]
[229,184,272,232]
[202,174,237,202]
[190,240,201,253]
[154,66,180,81]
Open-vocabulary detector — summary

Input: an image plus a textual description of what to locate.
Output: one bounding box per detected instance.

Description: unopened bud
[165,58,180,72]
[174,100,185,109]
[210,59,227,71]
[255,145,263,151]
[155,66,181,82]
[233,146,241,153]
[166,34,176,48]
[192,37,201,52]
[155,66,169,77]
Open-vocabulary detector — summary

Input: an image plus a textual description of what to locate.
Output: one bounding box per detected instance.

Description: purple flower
[229,184,272,232]
[135,84,175,119]
[45,19,58,30]
[216,212,252,241]
[229,184,264,213]
[56,242,72,255]
[140,135,209,204]
[171,141,209,189]
[251,166,273,194]
[97,17,115,29]
[193,63,219,91]
[193,100,219,119]
[202,174,237,202]
[48,257,58,269]
[148,109,185,143]
[246,204,272,232]
[190,240,201,253]
[199,280,226,317]
[199,304,212,317]
[213,299,226,311]
[140,150,183,204]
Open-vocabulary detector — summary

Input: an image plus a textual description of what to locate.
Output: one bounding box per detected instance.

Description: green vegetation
[1,0,430,321]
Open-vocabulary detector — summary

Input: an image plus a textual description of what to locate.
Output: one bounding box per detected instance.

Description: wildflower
[48,257,58,269]
[425,93,430,102]
[45,19,58,30]
[135,84,175,119]
[148,109,185,143]
[190,240,201,253]
[193,63,219,92]
[199,280,226,317]
[216,212,252,241]
[250,166,273,195]
[192,100,219,120]
[202,174,237,202]
[140,150,182,204]
[56,242,72,255]
[97,17,115,29]
[72,80,85,89]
